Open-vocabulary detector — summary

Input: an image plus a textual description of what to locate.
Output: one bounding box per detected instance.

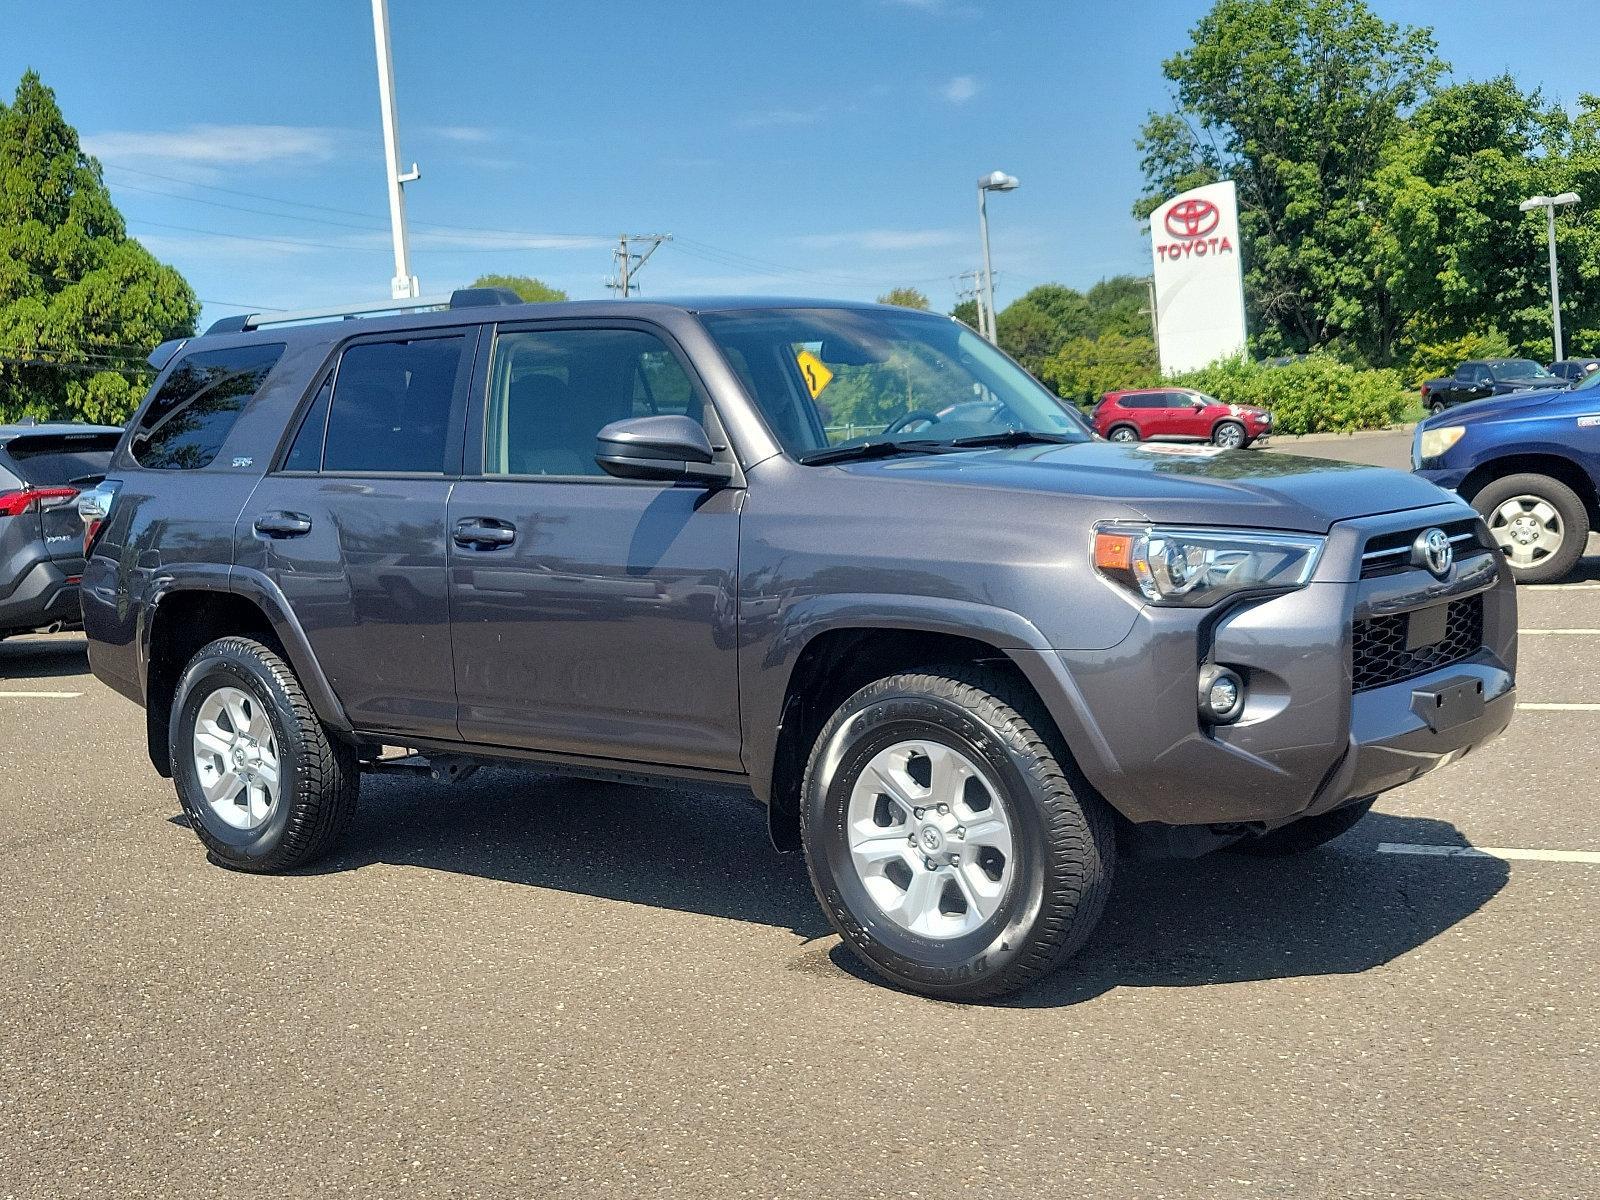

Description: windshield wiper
[797,439,954,466]
[942,430,1082,449]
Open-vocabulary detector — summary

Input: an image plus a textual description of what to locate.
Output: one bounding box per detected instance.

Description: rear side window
[322,336,467,473]
[1123,395,1162,409]
[131,343,285,470]
[2,433,118,485]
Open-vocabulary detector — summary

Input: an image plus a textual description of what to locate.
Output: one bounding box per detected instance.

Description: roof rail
[202,287,524,336]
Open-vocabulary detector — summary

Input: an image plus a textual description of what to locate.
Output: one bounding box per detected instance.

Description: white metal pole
[1545,203,1564,363]
[978,185,997,343]
[371,0,419,300]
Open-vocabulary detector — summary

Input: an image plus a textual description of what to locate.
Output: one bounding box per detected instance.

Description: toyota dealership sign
[1150,180,1248,373]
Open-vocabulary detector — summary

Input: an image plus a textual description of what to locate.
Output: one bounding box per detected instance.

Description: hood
[836,441,1453,534]
[1426,386,1574,426]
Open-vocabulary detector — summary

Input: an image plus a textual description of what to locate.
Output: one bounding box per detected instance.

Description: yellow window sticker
[795,349,834,399]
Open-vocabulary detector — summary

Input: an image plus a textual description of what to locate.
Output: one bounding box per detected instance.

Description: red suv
[1092,388,1272,450]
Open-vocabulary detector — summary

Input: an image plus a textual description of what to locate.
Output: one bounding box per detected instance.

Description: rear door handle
[453,518,516,548]
[253,511,313,538]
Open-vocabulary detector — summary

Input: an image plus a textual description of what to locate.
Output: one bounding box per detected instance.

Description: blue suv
[1414,370,1600,582]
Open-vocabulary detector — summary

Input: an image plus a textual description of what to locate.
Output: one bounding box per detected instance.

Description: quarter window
[322,336,467,474]
[131,343,285,470]
[484,328,703,477]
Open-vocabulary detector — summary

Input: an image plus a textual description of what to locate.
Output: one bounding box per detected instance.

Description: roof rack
[202,287,524,336]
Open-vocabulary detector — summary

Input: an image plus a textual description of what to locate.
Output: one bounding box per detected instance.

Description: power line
[606,234,672,296]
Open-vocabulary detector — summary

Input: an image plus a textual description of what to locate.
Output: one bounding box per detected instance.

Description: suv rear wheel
[170,636,359,872]
[800,667,1114,1001]
[1471,473,1590,583]
[1107,425,1139,443]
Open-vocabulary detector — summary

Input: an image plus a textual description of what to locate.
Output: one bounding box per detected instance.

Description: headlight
[1419,425,1465,459]
[1094,525,1324,607]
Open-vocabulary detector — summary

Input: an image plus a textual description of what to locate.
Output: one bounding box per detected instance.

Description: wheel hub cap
[845,740,1015,940]
[1487,495,1563,567]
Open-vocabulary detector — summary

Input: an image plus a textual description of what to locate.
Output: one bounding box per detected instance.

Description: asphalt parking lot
[2,429,1596,1199]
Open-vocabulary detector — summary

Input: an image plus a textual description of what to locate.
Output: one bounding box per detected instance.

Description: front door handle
[254,511,313,538]
[453,518,516,548]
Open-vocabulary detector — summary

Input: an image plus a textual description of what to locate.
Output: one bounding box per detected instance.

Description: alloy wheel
[845,739,1015,939]
[1486,494,1564,570]
[191,685,281,832]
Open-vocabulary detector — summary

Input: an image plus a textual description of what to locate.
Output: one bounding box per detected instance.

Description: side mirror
[595,415,733,484]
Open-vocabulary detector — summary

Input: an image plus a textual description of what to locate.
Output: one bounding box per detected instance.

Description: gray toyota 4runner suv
[79,292,1517,1000]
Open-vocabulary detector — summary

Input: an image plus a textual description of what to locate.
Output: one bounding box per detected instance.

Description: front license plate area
[1405,603,1450,651]
[1411,677,1485,732]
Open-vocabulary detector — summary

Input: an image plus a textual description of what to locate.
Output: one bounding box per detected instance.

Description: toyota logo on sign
[1165,198,1220,239]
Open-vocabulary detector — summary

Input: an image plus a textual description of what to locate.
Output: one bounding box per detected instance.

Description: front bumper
[1416,466,1470,492]
[1024,503,1516,830]
[0,557,83,634]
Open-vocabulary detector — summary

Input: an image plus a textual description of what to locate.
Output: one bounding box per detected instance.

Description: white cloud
[426,125,494,144]
[83,124,340,169]
[795,229,963,252]
[941,75,981,104]
[736,107,828,130]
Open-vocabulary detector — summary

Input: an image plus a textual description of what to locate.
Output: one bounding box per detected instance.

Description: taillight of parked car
[76,480,121,557]
[0,485,79,519]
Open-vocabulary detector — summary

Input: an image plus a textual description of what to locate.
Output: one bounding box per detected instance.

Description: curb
[1272,423,1417,445]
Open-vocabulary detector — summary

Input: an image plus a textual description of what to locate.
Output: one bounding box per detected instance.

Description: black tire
[1211,420,1247,449]
[170,636,359,873]
[800,666,1114,1001]
[1469,472,1590,584]
[1428,399,1446,415]
[1107,425,1139,443]
[1231,797,1375,857]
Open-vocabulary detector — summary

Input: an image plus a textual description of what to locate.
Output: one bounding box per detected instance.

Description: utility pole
[606,234,672,297]
[371,0,420,299]
[1144,278,1160,357]
[954,270,985,334]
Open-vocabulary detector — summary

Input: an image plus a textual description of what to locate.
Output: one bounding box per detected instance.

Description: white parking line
[1380,842,1600,864]
[0,690,82,699]
[1520,628,1600,635]
[1518,703,1600,711]
[1522,582,1600,591]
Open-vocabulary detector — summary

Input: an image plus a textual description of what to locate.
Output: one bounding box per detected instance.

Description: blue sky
[2,0,1593,328]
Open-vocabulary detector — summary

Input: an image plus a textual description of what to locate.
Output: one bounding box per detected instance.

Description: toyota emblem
[1164,198,1220,239]
[1412,528,1454,579]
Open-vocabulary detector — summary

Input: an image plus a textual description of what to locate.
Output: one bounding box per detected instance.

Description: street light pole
[976,171,1018,344]
[371,0,420,300]
[1519,192,1580,363]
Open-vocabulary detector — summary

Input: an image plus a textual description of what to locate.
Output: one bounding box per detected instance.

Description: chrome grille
[1359,518,1482,577]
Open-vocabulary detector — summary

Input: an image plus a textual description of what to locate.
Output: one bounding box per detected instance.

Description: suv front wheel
[800,667,1114,1001]
[170,636,359,873]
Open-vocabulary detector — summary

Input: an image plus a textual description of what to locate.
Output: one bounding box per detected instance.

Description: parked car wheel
[800,666,1114,1001]
[1429,399,1447,416]
[1211,420,1247,449]
[1230,797,1375,857]
[170,636,359,873]
[1471,473,1590,583]
[1107,425,1139,443]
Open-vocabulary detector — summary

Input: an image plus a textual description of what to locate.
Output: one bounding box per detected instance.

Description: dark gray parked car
[80,293,1517,1000]
[0,422,122,639]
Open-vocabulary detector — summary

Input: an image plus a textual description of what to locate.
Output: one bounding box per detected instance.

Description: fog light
[1198,664,1246,724]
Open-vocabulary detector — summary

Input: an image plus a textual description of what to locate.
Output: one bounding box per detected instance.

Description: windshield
[1574,368,1600,392]
[699,307,1091,459]
[1488,359,1551,377]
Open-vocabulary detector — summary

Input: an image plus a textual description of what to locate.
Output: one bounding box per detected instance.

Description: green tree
[1039,333,1159,405]
[1375,77,1564,359]
[996,284,1092,376]
[470,273,568,303]
[876,286,930,309]
[0,71,197,423]
[950,298,980,330]
[1135,0,1441,361]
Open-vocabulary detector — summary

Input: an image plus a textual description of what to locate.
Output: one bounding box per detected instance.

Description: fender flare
[138,564,353,734]
[742,593,1125,808]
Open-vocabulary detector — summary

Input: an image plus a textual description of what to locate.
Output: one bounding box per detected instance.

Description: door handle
[453,518,516,548]
[254,511,313,538]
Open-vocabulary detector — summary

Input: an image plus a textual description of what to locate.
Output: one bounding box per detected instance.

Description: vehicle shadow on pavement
[0,634,90,681]
[995,810,1507,1009]
[301,772,1504,1003]
[299,767,834,938]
